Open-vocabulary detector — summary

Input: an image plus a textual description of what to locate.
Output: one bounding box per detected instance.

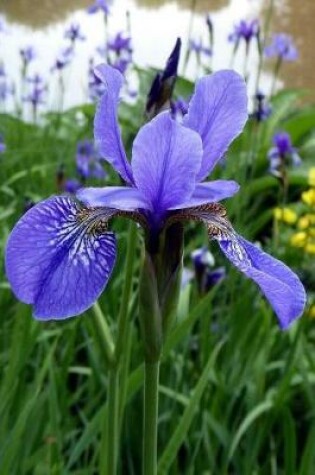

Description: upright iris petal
[184,70,248,180]
[5,196,116,319]
[132,112,202,217]
[94,64,133,185]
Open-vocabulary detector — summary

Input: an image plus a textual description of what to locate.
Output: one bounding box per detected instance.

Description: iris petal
[94,64,134,185]
[169,180,240,209]
[132,112,203,217]
[5,196,116,320]
[77,186,150,210]
[218,235,306,328]
[184,70,248,181]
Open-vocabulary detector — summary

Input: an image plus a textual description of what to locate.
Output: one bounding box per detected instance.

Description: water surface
[0,0,314,110]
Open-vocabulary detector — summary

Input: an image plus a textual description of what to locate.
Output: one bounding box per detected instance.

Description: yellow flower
[298,214,315,229]
[302,189,315,206]
[274,207,297,224]
[309,168,315,187]
[290,232,307,247]
[305,242,315,254]
[309,306,315,319]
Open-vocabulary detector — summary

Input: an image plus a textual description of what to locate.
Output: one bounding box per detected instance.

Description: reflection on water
[0,0,91,27]
[271,0,315,92]
[0,0,313,110]
[135,0,229,12]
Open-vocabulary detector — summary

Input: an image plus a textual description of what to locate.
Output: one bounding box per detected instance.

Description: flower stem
[143,361,160,475]
[105,368,120,475]
[92,302,115,366]
[115,222,138,363]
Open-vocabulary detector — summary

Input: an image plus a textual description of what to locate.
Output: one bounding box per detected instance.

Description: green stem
[270,56,282,97]
[92,302,115,365]
[115,222,138,363]
[143,361,160,475]
[104,369,120,475]
[92,302,115,366]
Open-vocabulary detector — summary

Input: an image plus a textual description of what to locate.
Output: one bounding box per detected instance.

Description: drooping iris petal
[132,112,203,216]
[77,185,150,210]
[94,64,134,185]
[5,196,116,320]
[218,235,306,328]
[169,180,240,209]
[184,70,248,181]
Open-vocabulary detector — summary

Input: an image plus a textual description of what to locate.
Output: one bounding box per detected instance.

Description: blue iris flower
[5,65,306,328]
[64,23,86,44]
[87,0,111,15]
[20,46,37,66]
[228,20,259,45]
[264,34,298,62]
[268,131,301,175]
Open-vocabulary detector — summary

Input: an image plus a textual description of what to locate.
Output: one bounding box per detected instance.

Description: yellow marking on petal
[273,207,297,224]
[308,168,315,187]
[290,232,307,247]
[302,189,315,206]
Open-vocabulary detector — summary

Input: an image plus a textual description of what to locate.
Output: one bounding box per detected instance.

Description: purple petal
[77,186,150,210]
[132,112,202,215]
[169,180,240,209]
[5,196,116,319]
[184,70,248,180]
[94,64,134,185]
[218,235,306,329]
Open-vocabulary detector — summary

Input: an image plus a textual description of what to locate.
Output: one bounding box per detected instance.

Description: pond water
[0,0,314,110]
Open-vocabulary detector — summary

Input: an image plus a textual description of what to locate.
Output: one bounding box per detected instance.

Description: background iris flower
[5,65,306,328]
[264,33,298,62]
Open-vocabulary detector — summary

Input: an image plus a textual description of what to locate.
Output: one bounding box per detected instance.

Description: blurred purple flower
[111,57,130,75]
[228,20,259,44]
[107,32,132,55]
[264,34,298,61]
[64,178,82,194]
[24,84,46,107]
[87,0,110,15]
[251,91,272,122]
[205,267,225,289]
[0,16,9,34]
[0,134,6,153]
[27,73,45,86]
[189,38,212,56]
[268,131,301,175]
[191,247,225,292]
[51,47,74,72]
[171,96,190,118]
[0,72,14,102]
[20,46,36,66]
[191,247,215,273]
[64,23,86,44]
[5,65,306,328]
[76,140,107,180]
